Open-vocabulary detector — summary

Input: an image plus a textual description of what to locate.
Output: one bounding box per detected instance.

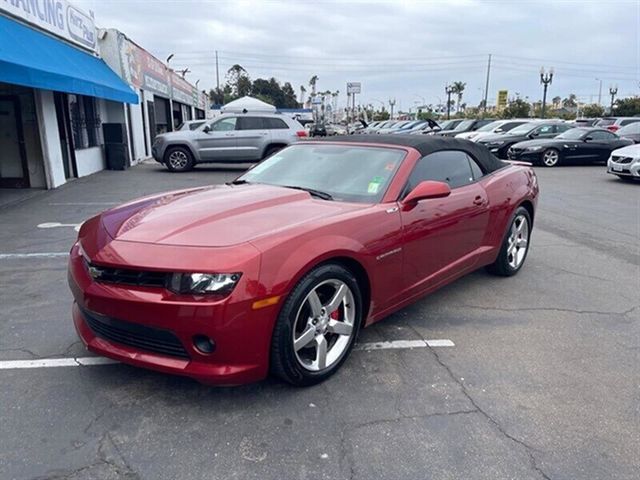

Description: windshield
[508,122,538,135]
[556,128,587,140]
[452,120,474,131]
[237,144,405,203]
[476,121,502,132]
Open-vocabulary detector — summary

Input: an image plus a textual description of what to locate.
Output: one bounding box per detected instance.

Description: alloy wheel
[543,149,559,167]
[507,214,529,269]
[292,279,356,371]
[168,150,189,170]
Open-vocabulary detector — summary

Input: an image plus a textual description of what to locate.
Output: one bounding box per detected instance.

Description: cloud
[76,0,639,110]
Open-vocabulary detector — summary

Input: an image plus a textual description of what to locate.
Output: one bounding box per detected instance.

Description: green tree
[225,64,251,98]
[613,96,640,116]
[552,96,561,108]
[562,94,577,108]
[451,81,466,113]
[580,103,605,118]
[501,98,531,118]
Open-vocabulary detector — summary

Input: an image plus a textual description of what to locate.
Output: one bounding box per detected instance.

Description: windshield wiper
[282,185,333,201]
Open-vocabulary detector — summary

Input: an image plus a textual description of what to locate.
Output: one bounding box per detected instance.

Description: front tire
[541,148,560,167]
[486,206,532,277]
[270,264,362,386]
[164,146,194,172]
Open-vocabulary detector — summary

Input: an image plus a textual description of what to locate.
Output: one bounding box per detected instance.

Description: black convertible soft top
[325,134,505,173]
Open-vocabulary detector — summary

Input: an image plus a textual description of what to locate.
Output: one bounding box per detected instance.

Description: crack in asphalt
[0,347,39,359]
[456,304,639,317]
[425,345,553,480]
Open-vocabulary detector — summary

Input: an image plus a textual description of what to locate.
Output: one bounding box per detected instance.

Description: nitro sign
[0,0,97,52]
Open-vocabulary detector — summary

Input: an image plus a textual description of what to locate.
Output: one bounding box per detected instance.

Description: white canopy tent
[220,96,276,113]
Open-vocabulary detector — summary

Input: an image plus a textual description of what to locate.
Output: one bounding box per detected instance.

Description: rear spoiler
[502,160,532,167]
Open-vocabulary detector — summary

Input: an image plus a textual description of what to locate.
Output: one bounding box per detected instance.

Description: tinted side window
[620,119,640,126]
[265,118,289,129]
[535,125,555,135]
[237,117,265,130]
[468,155,484,180]
[407,151,475,191]
[555,124,572,133]
[502,122,525,131]
[589,130,615,140]
[210,117,237,132]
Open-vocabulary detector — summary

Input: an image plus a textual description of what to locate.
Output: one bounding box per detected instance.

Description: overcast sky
[76,0,639,111]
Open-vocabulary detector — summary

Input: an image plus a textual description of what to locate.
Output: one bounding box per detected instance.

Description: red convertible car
[68,135,538,386]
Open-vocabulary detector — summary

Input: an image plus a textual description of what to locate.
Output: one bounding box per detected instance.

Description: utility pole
[215,50,220,93]
[483,54,491,116]
[596,78,603,105]
[540,67,554,119]
[389,98,396,119]
[445,84,455,120]
[609,85,618,113]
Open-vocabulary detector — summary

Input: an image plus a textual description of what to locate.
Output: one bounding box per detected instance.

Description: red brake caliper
[330,309,340,320]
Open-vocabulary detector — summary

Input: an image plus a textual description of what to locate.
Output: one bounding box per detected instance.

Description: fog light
[193,335,216,354]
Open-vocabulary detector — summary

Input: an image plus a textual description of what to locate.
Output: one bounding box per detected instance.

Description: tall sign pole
[215,50,220,93]
[445,84,455,120]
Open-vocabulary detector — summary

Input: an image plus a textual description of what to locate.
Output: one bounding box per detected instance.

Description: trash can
[102,123,129,170]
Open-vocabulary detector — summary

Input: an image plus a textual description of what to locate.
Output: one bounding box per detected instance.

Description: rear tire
[164,146,194,172]
[270,263,362,386]
[486,206,532,277]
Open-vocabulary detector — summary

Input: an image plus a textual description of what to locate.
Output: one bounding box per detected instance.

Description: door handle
[473,196,485,206]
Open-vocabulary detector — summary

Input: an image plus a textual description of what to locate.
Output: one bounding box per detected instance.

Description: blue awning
[0,15,138,104]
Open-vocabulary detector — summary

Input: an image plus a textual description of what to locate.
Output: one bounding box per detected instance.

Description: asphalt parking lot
[0,161,638,480]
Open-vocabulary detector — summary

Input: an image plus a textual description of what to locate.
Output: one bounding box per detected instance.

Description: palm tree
[552,96,561,108]
[562,94,577,108]
[309,75,318,96]
[451,81,466,113]
[300,85,306,107]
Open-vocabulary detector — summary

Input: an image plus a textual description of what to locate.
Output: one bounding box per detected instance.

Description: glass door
[0,95,29,188]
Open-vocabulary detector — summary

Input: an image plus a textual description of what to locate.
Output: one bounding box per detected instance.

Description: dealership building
[0,0,208,191]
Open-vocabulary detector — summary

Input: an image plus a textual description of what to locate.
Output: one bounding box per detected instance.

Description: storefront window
[69,95,101,149]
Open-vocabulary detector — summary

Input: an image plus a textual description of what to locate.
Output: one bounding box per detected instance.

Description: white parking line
[0,339,455,370]
[37,222,82,232]
[355,339,455,351]
[0,357,118,370]
[0,252,68,259]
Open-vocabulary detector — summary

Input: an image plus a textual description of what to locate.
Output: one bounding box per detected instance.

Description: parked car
[326,124,348,136]
[573,118,600,127]
[478,121,572,158]
[607,144,640,181]
[390,120,427,134]
[456,119,529,142]
[508,127,633,167]
[152,113,307,171]
[177,120,207,131]
[69,135,538,386]
[410,118,457,135]
[377,120,413,134]
[436,118,496,137]
[400,119,441,134]
[309,123,327,137]
[594,117,640,133]
[615,121,640,143]
[360,120,395,134]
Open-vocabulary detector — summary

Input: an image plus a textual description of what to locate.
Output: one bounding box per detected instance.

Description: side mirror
[584,136,593,142]
[529,131,539,138]
[402,181,451,208]
[203,125,211,133]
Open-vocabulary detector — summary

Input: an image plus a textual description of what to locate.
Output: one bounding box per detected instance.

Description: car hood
[100,184,368,247]
[612,143,640,157]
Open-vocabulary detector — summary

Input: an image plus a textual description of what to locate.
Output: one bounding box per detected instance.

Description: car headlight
[526,145,544,152]
[169,272,241,295]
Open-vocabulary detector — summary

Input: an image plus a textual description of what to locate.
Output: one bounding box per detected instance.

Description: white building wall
[74,99,108,178]
[33,90,66,189]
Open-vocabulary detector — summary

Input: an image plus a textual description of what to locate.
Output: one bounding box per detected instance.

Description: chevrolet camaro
[68,135,538,386]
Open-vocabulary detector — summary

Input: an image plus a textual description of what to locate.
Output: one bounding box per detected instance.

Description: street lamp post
[444,84,455,120]
[596,78,603,105]
[609,85,618,113]
[539,67,554,119]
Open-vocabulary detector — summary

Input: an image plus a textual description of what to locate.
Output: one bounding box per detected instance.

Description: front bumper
[607,158,640,177]
[507,149,543,164]
[68,242,278,385]
[151,145,163,163]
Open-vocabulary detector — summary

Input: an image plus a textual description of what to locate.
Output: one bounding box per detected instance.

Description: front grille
[87,262,170,288]
[81,307,190,359]
[612,156,633,164]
